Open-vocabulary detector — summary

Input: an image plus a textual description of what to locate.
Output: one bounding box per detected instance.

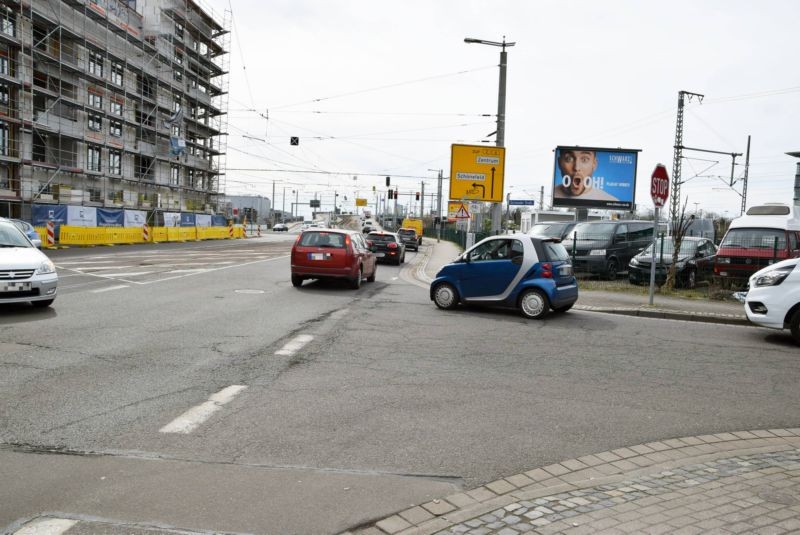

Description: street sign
[355,198,367,207]
[509,199,535,206]
[449,144,506,203]
[650,164,669,208]
[453,203,471,219]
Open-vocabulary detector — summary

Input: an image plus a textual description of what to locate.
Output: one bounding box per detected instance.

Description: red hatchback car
[291,229,377,289]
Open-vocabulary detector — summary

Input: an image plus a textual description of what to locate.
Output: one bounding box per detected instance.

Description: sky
[199,0,800,221]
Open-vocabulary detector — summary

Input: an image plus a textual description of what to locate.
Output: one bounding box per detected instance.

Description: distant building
[224,194,271,223]
[0,0,230,220]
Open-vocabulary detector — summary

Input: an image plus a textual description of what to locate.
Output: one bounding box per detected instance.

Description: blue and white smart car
[430,236,578,319]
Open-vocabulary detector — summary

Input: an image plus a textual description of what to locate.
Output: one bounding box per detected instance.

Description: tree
[663,197,695,291]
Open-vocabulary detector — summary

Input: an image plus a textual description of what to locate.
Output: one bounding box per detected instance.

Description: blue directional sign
[508,199,535,206]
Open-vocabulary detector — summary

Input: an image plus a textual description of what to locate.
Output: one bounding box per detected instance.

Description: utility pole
[464,36,514,234]
[670,90,704,225]
[741,135,751,216]
[271,180,275,227]
[420,181,425,217]
[436,169,443,243]
[539,186,544,211]
[281,187,286,223]
[393,187,399,229]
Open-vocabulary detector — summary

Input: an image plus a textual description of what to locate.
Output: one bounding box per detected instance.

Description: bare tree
[663,197,695,291]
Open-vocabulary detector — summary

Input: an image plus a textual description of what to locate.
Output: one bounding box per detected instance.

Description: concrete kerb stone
[573,304,751,326]
[348,429,800,535]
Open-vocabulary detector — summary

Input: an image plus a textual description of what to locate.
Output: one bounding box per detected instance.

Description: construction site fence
[35,225,246,246]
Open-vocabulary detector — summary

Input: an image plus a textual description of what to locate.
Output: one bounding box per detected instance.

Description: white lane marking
[96,272,153,278]
[91,285,129,293]
[14,518,78,535]
[159,385,247,434]
[275,334,314,356]
[165,269,211,274]
[55,260,116,266]
[392,277,399,280]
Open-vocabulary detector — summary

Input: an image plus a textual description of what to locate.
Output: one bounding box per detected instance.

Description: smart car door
[460,238,522,299]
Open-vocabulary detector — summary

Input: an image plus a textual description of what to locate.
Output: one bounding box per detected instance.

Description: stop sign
[650,164,670,208]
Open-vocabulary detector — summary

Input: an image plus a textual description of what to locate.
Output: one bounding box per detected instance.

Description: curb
[344,429,800,535]
[574,304,751,326]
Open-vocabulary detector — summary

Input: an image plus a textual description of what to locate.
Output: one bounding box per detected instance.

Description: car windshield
[566,222,617,241]
[0,221,33,247]
[298,231,346,248]
[721,228,786,249]
[641,239,697,256]
[367,233,396,243]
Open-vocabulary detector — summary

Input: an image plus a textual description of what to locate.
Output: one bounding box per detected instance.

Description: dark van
[562,220,654,279]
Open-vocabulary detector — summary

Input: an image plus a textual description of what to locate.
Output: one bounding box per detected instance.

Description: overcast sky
[201,0,800,220]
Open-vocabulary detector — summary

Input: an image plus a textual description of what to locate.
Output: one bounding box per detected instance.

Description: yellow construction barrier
[52,225,246,246]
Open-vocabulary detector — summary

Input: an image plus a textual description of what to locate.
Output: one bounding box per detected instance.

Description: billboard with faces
[552,146,640,210]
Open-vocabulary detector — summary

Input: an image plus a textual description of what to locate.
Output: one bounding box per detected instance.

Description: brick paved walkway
[348,430,800,535]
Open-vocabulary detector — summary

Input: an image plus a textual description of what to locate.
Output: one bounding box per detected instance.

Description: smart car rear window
[298,231,346,248]
[542,241,570,262]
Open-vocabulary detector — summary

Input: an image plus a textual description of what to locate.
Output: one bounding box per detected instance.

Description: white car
[743,258,800,344]
[0,218,58,307]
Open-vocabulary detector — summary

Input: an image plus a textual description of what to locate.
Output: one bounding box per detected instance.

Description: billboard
[552,146,640,210]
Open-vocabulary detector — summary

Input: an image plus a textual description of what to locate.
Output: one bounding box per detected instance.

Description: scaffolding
[0,0,229,221]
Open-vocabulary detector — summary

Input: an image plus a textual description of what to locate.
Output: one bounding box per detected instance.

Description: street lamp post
[464,36,514,234]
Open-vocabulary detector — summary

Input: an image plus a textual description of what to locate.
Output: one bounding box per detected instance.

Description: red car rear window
[298,231,346,248]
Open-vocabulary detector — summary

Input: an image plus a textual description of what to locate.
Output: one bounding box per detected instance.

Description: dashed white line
[159,385,248,434]
[91,285,129,293]
[275,334,314,356]
[14,518,78,535]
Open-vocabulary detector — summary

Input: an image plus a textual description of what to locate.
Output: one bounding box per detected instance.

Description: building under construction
[0,0,229,222]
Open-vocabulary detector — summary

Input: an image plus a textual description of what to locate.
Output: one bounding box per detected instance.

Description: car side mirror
[461,253,471,263]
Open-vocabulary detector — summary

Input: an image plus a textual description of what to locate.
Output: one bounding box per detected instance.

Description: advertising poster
[124,209,147,227]
[163,212,181,227]
[180,212,196,227]
[552,146,640,210]
[67,206,98,227]
[97,208,124,227]
[195,214,212,227]
[32,204,68,226]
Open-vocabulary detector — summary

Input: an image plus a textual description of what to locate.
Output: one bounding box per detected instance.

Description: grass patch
[577,277,737,302]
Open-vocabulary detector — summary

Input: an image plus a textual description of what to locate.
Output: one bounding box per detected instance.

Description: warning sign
[453,203,471,219]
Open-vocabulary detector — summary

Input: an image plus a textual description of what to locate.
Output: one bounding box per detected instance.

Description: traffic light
[388,189,393,200]
[415,192,420,201]
[372,185,376,192]
[395,188,399,199]
[385,176,391,187]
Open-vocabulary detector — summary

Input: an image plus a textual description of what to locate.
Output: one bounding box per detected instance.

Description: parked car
[365,231,406,265]
[430,235,577,319]
[290,229,376,289]
[714,204,800,289]
[10,219,42,248]
[528,221,577,241]
[272,223,289,232]
[561,220,654,279]
[397,228,420,251]
[742,257,800,344]
[628,237,717,288]
[0,217,58,307]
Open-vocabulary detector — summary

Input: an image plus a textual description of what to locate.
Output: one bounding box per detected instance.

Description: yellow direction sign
[449,144,506,203]
[355,198,368,207]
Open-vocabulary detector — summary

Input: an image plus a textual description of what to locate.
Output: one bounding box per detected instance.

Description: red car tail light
[345,234,353,259]
[541,262,553,278]
[387,242,398,249]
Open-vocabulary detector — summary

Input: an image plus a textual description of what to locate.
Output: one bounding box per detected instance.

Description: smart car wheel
[291,275,303,287]
[433,282,459,310]
[519,289,549,320]
[606,259,619,280]
[790,309,800,345]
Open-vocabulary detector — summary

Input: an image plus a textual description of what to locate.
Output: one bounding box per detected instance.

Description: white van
[714,204,800,287]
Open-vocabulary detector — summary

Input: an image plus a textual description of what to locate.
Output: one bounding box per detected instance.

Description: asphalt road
[1,236,798,534]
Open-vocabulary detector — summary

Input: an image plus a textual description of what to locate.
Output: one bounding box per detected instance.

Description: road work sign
[449,144,506,203]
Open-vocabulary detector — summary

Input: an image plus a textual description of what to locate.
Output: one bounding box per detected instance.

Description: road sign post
[649,164,670,305]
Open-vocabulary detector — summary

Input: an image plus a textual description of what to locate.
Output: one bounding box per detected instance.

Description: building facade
[0,0,229,220]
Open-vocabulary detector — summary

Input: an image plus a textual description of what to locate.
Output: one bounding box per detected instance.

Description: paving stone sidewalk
[346,430,800,535]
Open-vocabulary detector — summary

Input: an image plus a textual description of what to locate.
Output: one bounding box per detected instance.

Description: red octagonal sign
[650,164,670,208]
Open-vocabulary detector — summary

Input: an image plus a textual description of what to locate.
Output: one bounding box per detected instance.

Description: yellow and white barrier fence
[36,225,245,247]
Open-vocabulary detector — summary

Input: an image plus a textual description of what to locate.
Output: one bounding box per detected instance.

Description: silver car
[0,218,58,307]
